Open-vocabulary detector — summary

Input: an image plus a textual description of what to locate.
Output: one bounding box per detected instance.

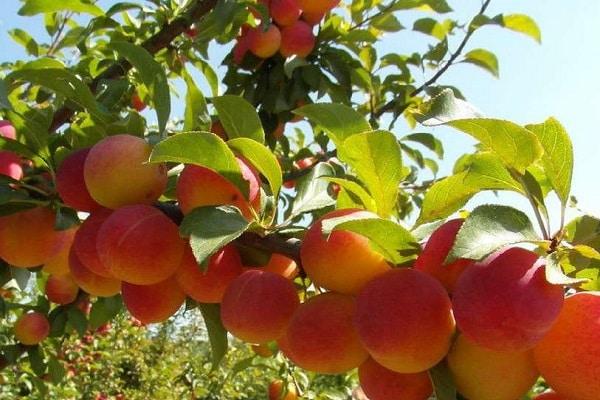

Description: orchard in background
[0,0,598,399]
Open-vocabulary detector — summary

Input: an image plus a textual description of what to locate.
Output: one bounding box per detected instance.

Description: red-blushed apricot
[176,157,261,219]
[97,205,184,285]
[533,292,600,400]
[280,21,315,58]
[358,358,433,400]
[56,148,101,212]
[69,251,121,297]
[414,219,473,293]
[43,227,77,276]
[247,25,281,58]
[296,0,338,15]
[355,268,454,373]
[252,343,274,358]
[271,0,301,26]
[233,33,251,65]
[453,247,564,351]
[0,120,16,140]
[84,134,167,209]
[45,274,79,304]
[448,334,539,400]
[0,151,23,180]
[261,254,299,279]
[533,392,564,400]
[0,207,67,268]
[72,208,113,277]
[268,380,298,400]
[175,244,243,303]
[130,92,146,112]
[221,270,299,344]
[121,276,185,324]
[279,292,368,374]
[14,312,50,345]
[300,209,391,295]
[301,11,325,25]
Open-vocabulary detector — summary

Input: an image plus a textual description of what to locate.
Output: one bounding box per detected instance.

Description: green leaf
[19,0,103,16]
[463,49,499,78]
[150,132,247,197]
[546,252,588,286]
[54,207,79,231]
[429,362,457,400]
[321,216,419,264]
[0,79,10,110]
[109,41,170,135]
[228,138,282,199]
[89,296,122,330]
[525,118,573,205]
[67,307,88,337]
[290,163,336,218]
[322,177,377,212]
[402,132,444,158]
[47,356,66,384]
[415,88,482,125]
[179,206,251,271]
[212,95,265,144]
[342,130,403,217]
[9,29,39,57]
[27,346,46,376]
[182,70,210,132]
[413,18,452,40]
[294,103,371,149]
[371,13,404,32]
[199,303,228,369]
[500,14,541,43]
[447,204,540,262]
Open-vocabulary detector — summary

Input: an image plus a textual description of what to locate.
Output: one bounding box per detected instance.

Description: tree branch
[49,0,218,132]
[373,0,493,119]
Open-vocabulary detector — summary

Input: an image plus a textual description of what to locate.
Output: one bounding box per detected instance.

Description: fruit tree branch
[49,0,218,132]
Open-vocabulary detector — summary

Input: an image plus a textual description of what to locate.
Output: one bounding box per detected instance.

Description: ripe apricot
[358,358,433,400]
[268,379,297,400]
[14,312,50,345]
[296,0,339,15]
[45,274,79,304]
[271,0,301,26]
[280,21,315,58]
[72,208,113,278]
[0,120,16,139]
[247,25,281,58]
[122,276,185,324]
[43,226,77,276]
[0,151,22,180]
[56,148,101,212]
[69,251,121,297]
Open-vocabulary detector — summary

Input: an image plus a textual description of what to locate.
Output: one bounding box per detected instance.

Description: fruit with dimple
[268,380,298,400]
[280,21,315,58]
[84,134,167,209]
[533,292,600,400]
[300,208,391,295]
[414,218,473,293]
[121,276,186,324]
[0,207,67,268]
[296,0,339,15]
[221,270,299,344]
[14,312,50,345]
[270,0,301,26]
[354,268,454,373]
[45,274,79,304]
[56,148,101,212]
[453,247,564,351]
[175,244,243,303]
[248,25,281,58]
[358,358,433,400]
[69,251,121,297]
[97,205,184,285]
[43,227,77,276]
[279,292,368,374]
[447,334,539,400]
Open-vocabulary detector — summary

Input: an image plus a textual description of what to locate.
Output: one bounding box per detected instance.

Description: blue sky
[1,0,598,231]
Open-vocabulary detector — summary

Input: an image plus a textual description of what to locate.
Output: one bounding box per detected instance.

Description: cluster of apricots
[233,0,338,64]
[1,119,598,400]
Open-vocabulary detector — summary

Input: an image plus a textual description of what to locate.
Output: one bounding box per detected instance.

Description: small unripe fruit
[221,270,299,344]
[296,0,339,15]
[69,251,121,297]
[14,312,50,345]
[248,25,282,58]
[56,148,101,212]
[45,274,79,304]
[280,21,315,58]
[358,358,433,400]
[270,0,301,26]
[0,120,17,140]
[0,151,23,180]
[122,276,185,324]
[268,379,298,400]
[84,134,167,209]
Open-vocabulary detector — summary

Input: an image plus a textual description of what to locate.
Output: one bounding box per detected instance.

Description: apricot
[271,0,301,26]
[0,207,67,268]
[0,120,16,139]
[43,227,78,276]
[268,380,297,400]
[296,0,338,15]
[453,247,564,351]
[279,292,368,374]
[14,312,50,345]
[247,25,281,58]
[69,251,121,297]
[175,244,243,303]
[301,11,325,25]
[354,268,454,373]
[233,34,250,65]
[280,21,315,58]
[0,151,23,180]
[221,270,299,344]
[72,208,113,278]
[300,209,391,295]
[84,134,167,209]
[97,205,184,285]
[533,292,600,400]
[121,276,185,324]
[448,334,538,400]
[176,157,261,219]
[533,392,564,400]
[56,148,101,212]
[414,219,473,293]
[45,274,79,304]
[261,253,298,279]
[358,358,433,400]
